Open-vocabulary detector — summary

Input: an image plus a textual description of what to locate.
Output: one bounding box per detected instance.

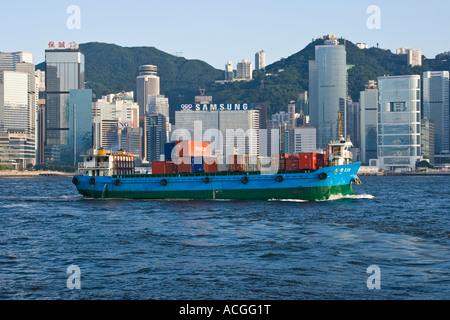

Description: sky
[1,0,449,69]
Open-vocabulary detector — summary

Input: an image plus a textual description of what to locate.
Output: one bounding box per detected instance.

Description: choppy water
[0,175,449,300]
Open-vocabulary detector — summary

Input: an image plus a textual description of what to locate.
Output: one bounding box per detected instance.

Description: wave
[317,193,375,202]
[269,194,374,203]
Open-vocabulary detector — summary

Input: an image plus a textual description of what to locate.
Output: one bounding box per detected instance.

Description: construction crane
[338,112,343,137]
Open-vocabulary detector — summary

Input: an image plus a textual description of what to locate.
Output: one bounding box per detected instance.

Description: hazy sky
[1,0,448,69]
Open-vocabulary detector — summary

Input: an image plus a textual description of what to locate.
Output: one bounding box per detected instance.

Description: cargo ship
[72,136,362,201]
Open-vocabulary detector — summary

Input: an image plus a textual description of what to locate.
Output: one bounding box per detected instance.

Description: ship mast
[338,112,343,138]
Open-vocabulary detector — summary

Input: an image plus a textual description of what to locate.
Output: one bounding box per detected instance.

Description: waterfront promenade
[0,170,74,177]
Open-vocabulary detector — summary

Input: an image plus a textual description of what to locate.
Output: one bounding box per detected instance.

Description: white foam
[317,194,375,202]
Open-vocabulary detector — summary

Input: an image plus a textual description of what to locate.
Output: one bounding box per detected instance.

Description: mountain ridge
[36,40,450,116]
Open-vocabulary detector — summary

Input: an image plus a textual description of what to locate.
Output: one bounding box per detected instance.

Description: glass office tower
[45,49,85,164]
[377,75,421,171]
[423,71,449,155]
[309,41,347,149]
[67,89,93,166]
[360,81,379,164]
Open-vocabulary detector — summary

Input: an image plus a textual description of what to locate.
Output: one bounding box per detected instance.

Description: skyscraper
[360,80,378,164]
[377,75,421,171]
[255,50,265,71]
[423,71,449,155]
[146,114,167,162]
[225,61,234,81]
[68,89,93,166]
[0,71,29,132]
[0,51,37,156]
[236,60,252,80]
[45,45,85,164]
[136,65,160,117]
[309,39,347,149]
[93,95,139,152]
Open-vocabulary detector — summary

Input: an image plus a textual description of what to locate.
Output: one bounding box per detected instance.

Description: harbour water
[0,175,449,300]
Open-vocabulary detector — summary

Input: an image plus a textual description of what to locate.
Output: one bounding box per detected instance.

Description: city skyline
[0,0,449,70]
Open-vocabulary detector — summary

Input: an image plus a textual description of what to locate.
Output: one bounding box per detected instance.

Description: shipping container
[164,142,176,160]
[175,140,211,158]
[230,164,244,172]
[277,154,292,171]
[152,161,166,174]
[204,157,218,173]
[298,153,317,170]
[191,156,205,173]
[245,155,259,172]
[258,156,275,172]
[229,155,248,172]
[164,160,177,174]
[316,153,326,169]
[217,163,230,172]
[286,156,300,171]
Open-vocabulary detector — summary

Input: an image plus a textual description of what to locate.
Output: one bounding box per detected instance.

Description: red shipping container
[286,157,299,171]
[175,140,211,158]
[230,164,243,172]
[299,153,317,170]
[316,153,326,169]
[152,161,166,174]
[177,163,192,173]
[204,157,218,173]
[165,160,177,174]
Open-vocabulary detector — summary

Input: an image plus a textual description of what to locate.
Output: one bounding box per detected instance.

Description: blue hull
[73,163,361,201]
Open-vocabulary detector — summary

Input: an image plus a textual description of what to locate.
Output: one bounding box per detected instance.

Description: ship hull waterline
[73,163,361,202]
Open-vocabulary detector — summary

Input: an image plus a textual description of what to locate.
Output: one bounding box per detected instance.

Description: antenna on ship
[338,112,343,137]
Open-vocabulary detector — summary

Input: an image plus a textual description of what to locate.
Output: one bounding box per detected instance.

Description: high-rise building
[67,89,93,166]
[408,49,422,67]
[396,47,422,67]
[45,45,85,164]
[37,99,46,164]
[347,97,360,149]
[377,75,421,171]
[174,104,260,156]
[292,127,317,153]
[309,40,348,149]
[298,91,309,116]
[119,127,142,158]
[423,71,449,155]
[148,94,170,123]
[255,50,265,71]
[146,114,167,162]
[0,71,29,132]
[236,59,252,80]
[93,95,139,153]
[0,51,38,165]
[136,65,160,117]
[225,61,234,81]
[0,131,36,169]
[421,118,435,165]
[360,80,379,164]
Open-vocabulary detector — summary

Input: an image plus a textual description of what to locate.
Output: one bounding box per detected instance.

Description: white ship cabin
[78,149,135,177]
[327,136,354,167]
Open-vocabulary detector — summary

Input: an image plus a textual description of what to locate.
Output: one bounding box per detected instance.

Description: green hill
[36,42,224,103]
[37,40,450,117]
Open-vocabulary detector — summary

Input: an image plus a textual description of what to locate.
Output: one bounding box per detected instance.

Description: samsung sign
[178,103,258,111]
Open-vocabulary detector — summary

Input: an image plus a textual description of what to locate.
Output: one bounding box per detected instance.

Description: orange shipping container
[175,140,211,158]
[299,153,317,170]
